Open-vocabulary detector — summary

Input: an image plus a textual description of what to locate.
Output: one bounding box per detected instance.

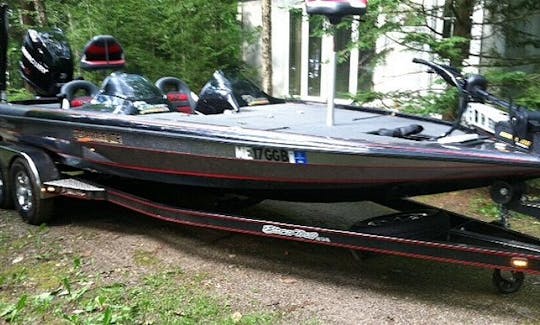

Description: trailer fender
[0,142,60,200]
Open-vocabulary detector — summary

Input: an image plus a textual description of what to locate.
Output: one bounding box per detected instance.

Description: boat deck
[5,101,467,145]
[138,103,462,143]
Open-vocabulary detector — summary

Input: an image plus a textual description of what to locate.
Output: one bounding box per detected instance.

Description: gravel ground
[2,196,540,324]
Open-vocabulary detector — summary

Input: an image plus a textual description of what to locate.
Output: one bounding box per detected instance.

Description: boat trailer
[1,142,540,294]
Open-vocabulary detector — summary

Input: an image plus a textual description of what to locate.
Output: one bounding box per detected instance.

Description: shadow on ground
[32,196,540,321]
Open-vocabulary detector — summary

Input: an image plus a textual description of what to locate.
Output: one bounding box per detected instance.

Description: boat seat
[155,77,196,114]
[58,80,99,109]
[80,35,125,71]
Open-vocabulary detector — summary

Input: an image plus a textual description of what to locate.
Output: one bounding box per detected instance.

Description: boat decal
[133,101,170,115]
[497,130,532,150]
[73,130,123,144]
[235,146,307,164]
[261,225,330,242]
[21,46,49,74]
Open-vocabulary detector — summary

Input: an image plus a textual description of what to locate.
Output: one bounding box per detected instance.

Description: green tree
[351,0,540,116]
[6,0,248,92]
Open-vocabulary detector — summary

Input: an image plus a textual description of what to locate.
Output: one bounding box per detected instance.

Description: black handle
[412,58,461,88]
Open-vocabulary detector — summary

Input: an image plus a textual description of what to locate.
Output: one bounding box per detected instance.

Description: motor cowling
[19,28,73,97]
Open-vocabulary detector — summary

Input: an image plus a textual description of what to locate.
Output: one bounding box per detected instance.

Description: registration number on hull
[235,146,307,164]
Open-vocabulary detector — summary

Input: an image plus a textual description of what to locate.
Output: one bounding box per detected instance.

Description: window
[335,25,352,96]
[289,10,302,96]
[287,10,373,100]
[442,0,455,38]
[307,18,323,97]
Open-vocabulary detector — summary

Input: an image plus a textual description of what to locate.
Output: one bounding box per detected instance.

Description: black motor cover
[19,28,73,97]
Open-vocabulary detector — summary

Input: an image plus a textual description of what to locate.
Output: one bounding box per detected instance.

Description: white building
[239,1,539,103]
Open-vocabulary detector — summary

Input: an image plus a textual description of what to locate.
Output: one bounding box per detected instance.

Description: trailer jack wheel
[492,269,524,294]
[10,158,54,225]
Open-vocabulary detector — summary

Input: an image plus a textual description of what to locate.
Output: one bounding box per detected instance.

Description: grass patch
[471,193,540,235]
[471,196,500,221]
[0,221,280,324]
[1,268,279,324]
[133,249,161,267]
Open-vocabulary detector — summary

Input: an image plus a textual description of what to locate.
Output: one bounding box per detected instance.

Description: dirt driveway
[2,195,540,324]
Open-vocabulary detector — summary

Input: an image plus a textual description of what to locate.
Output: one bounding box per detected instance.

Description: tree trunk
[449,0,475,67]
[20,0,47,26]
[21,0,36,26]
[33,0,47,26]
[261,0,273,95]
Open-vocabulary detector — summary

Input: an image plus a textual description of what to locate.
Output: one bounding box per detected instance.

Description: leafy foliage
[350,0,540,116]
[484,70,540,109]
[5,0,248,91]
[351,87,459,119]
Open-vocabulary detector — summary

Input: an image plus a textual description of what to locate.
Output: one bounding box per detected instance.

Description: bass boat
[1,3,540,203]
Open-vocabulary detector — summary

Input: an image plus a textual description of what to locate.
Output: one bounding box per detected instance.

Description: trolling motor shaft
[305,0,368,126]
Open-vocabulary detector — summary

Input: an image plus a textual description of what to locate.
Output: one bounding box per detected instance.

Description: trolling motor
[0,3,8,102]
[305,0,368,126]
[465,75,540,152]
[413,58,540,152]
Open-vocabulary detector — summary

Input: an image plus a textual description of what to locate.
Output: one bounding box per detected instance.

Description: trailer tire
[10,158,54,225]
[0,165,13,209]
[350,209,449,240]
[492,269,524,294]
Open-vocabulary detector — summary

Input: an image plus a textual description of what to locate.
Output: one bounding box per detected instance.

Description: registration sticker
[235,146,307,164]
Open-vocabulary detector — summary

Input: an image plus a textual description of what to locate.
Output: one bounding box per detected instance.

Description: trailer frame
[1,142,540,294]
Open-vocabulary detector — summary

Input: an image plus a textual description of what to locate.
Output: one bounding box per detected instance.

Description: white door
[288,11,367,102]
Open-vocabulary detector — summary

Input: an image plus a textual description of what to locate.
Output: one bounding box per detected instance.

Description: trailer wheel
[10,158,54,225]
[492,269,524,294]
[0,165,13,209]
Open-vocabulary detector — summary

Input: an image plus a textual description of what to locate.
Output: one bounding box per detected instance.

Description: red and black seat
[58,80,99,109]
[155,77,196,114]
[80,35,125,71]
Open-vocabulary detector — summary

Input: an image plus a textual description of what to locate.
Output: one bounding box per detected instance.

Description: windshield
[101,73,164,100]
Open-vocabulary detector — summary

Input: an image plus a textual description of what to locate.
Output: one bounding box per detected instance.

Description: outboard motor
[494,108,540,153]
[19,28,73,97]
